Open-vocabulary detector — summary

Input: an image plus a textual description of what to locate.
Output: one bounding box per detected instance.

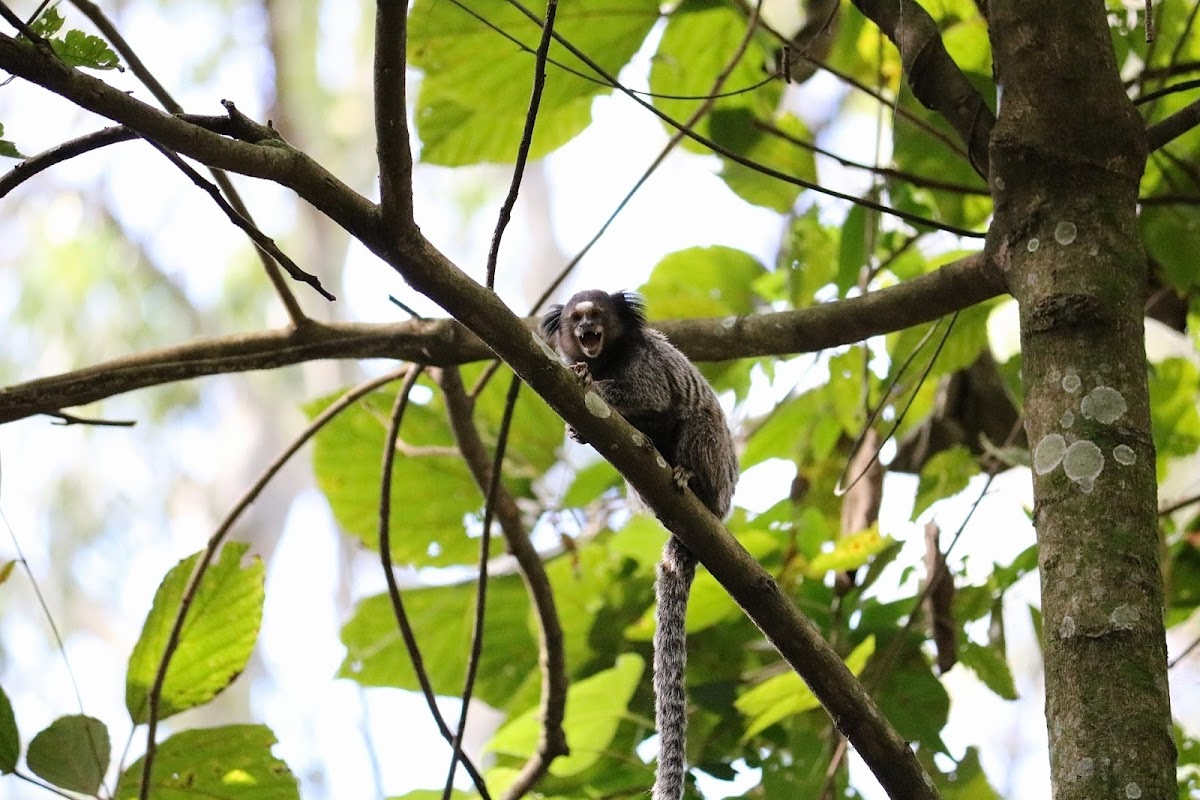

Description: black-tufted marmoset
[540,289,739,800]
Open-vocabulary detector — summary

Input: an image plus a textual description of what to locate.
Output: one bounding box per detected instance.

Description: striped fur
[541,290,738,800]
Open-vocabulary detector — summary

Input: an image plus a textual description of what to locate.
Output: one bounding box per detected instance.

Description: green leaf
[29,6,65,37]
[735,636,874,739]
[875,657,949,750]
[409,0,659,165]
[959,640,1018,700]
[0,124,23,160]
[307,387,483,566]
[650,0,778,154]
[718,113,815,212]
[562,459,621,508]
[837,203,868,294]
[626,530,780,639]
[640,245,766,319]
[116,725,299,800]
[27,715,109,795]
[488,653,643,776]
[126,542,264,724]
[0,686,18,773]
[1149,358,1200,467]
[339,575,536,707]
[51,29,120,70]
[776,208,838,307]
[0,560,14,586]
[805,524,893,578]
[937,747,1002,799]
[913,446,977,519]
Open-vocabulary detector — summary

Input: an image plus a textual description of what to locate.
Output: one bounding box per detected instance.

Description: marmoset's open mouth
[580,330,603,357]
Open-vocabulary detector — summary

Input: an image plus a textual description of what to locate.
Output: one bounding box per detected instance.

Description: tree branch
[438,368,569,799]
[849,0,994,176]
[383,230,941,799]
[1146,96,1200,151]
[0,33,382,248]
[66,0,310,323]
[0,254,1001,425]
[374,0,415,230]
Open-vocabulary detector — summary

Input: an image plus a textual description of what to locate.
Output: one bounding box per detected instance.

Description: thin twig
[438,368,569,799]
[47,410,136,426]
[835,312,959,497]
[493,0,984,238]
[66,0,309,323]
[136,366,412,800]
[377,367,495,800]
[486,0,558,290]
[141,138,334,301]
[442,375,522,800]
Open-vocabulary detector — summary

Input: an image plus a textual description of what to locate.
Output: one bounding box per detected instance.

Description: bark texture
[987,2,1174,797]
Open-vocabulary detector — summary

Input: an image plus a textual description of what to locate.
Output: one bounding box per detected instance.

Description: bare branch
[0,254,1000,425]
[849,0,994,176]
[375,0,416,230]
[0,33,382,247]
[1147,96,1200,151]
[66,0,310,323]
[376,367,495,800]
[486,0,558,290]
[138,367,414,800]
[438,368,569,799]
[0,254,1001,425]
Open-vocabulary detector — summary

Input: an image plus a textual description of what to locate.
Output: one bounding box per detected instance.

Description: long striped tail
[653,536,696,800]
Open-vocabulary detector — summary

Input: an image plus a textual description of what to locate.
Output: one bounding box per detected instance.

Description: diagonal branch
[849,0,994,176]
[0,32,383,248]
[374,0,416,230]
[1146,96,1200,151]
[67,0,310,322]
[384,229,942,800]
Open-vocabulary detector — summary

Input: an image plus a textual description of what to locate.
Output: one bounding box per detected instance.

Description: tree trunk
[987,1,1175,797]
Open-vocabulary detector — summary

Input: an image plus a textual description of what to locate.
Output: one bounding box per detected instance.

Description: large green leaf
[913,446,977,519]
[307,387,483,566]
[126,542,264,724]
[0,685,17,773]
[409,0,660,165]
[718,113,816,212]
[650,0,778,154]
[339,574,536,707]
[735,636,874,738]
[488,653,643,776]
[640,245,766,319]
[959,640,1018,700]
[116,725,299,800]
[27,715,109,795]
